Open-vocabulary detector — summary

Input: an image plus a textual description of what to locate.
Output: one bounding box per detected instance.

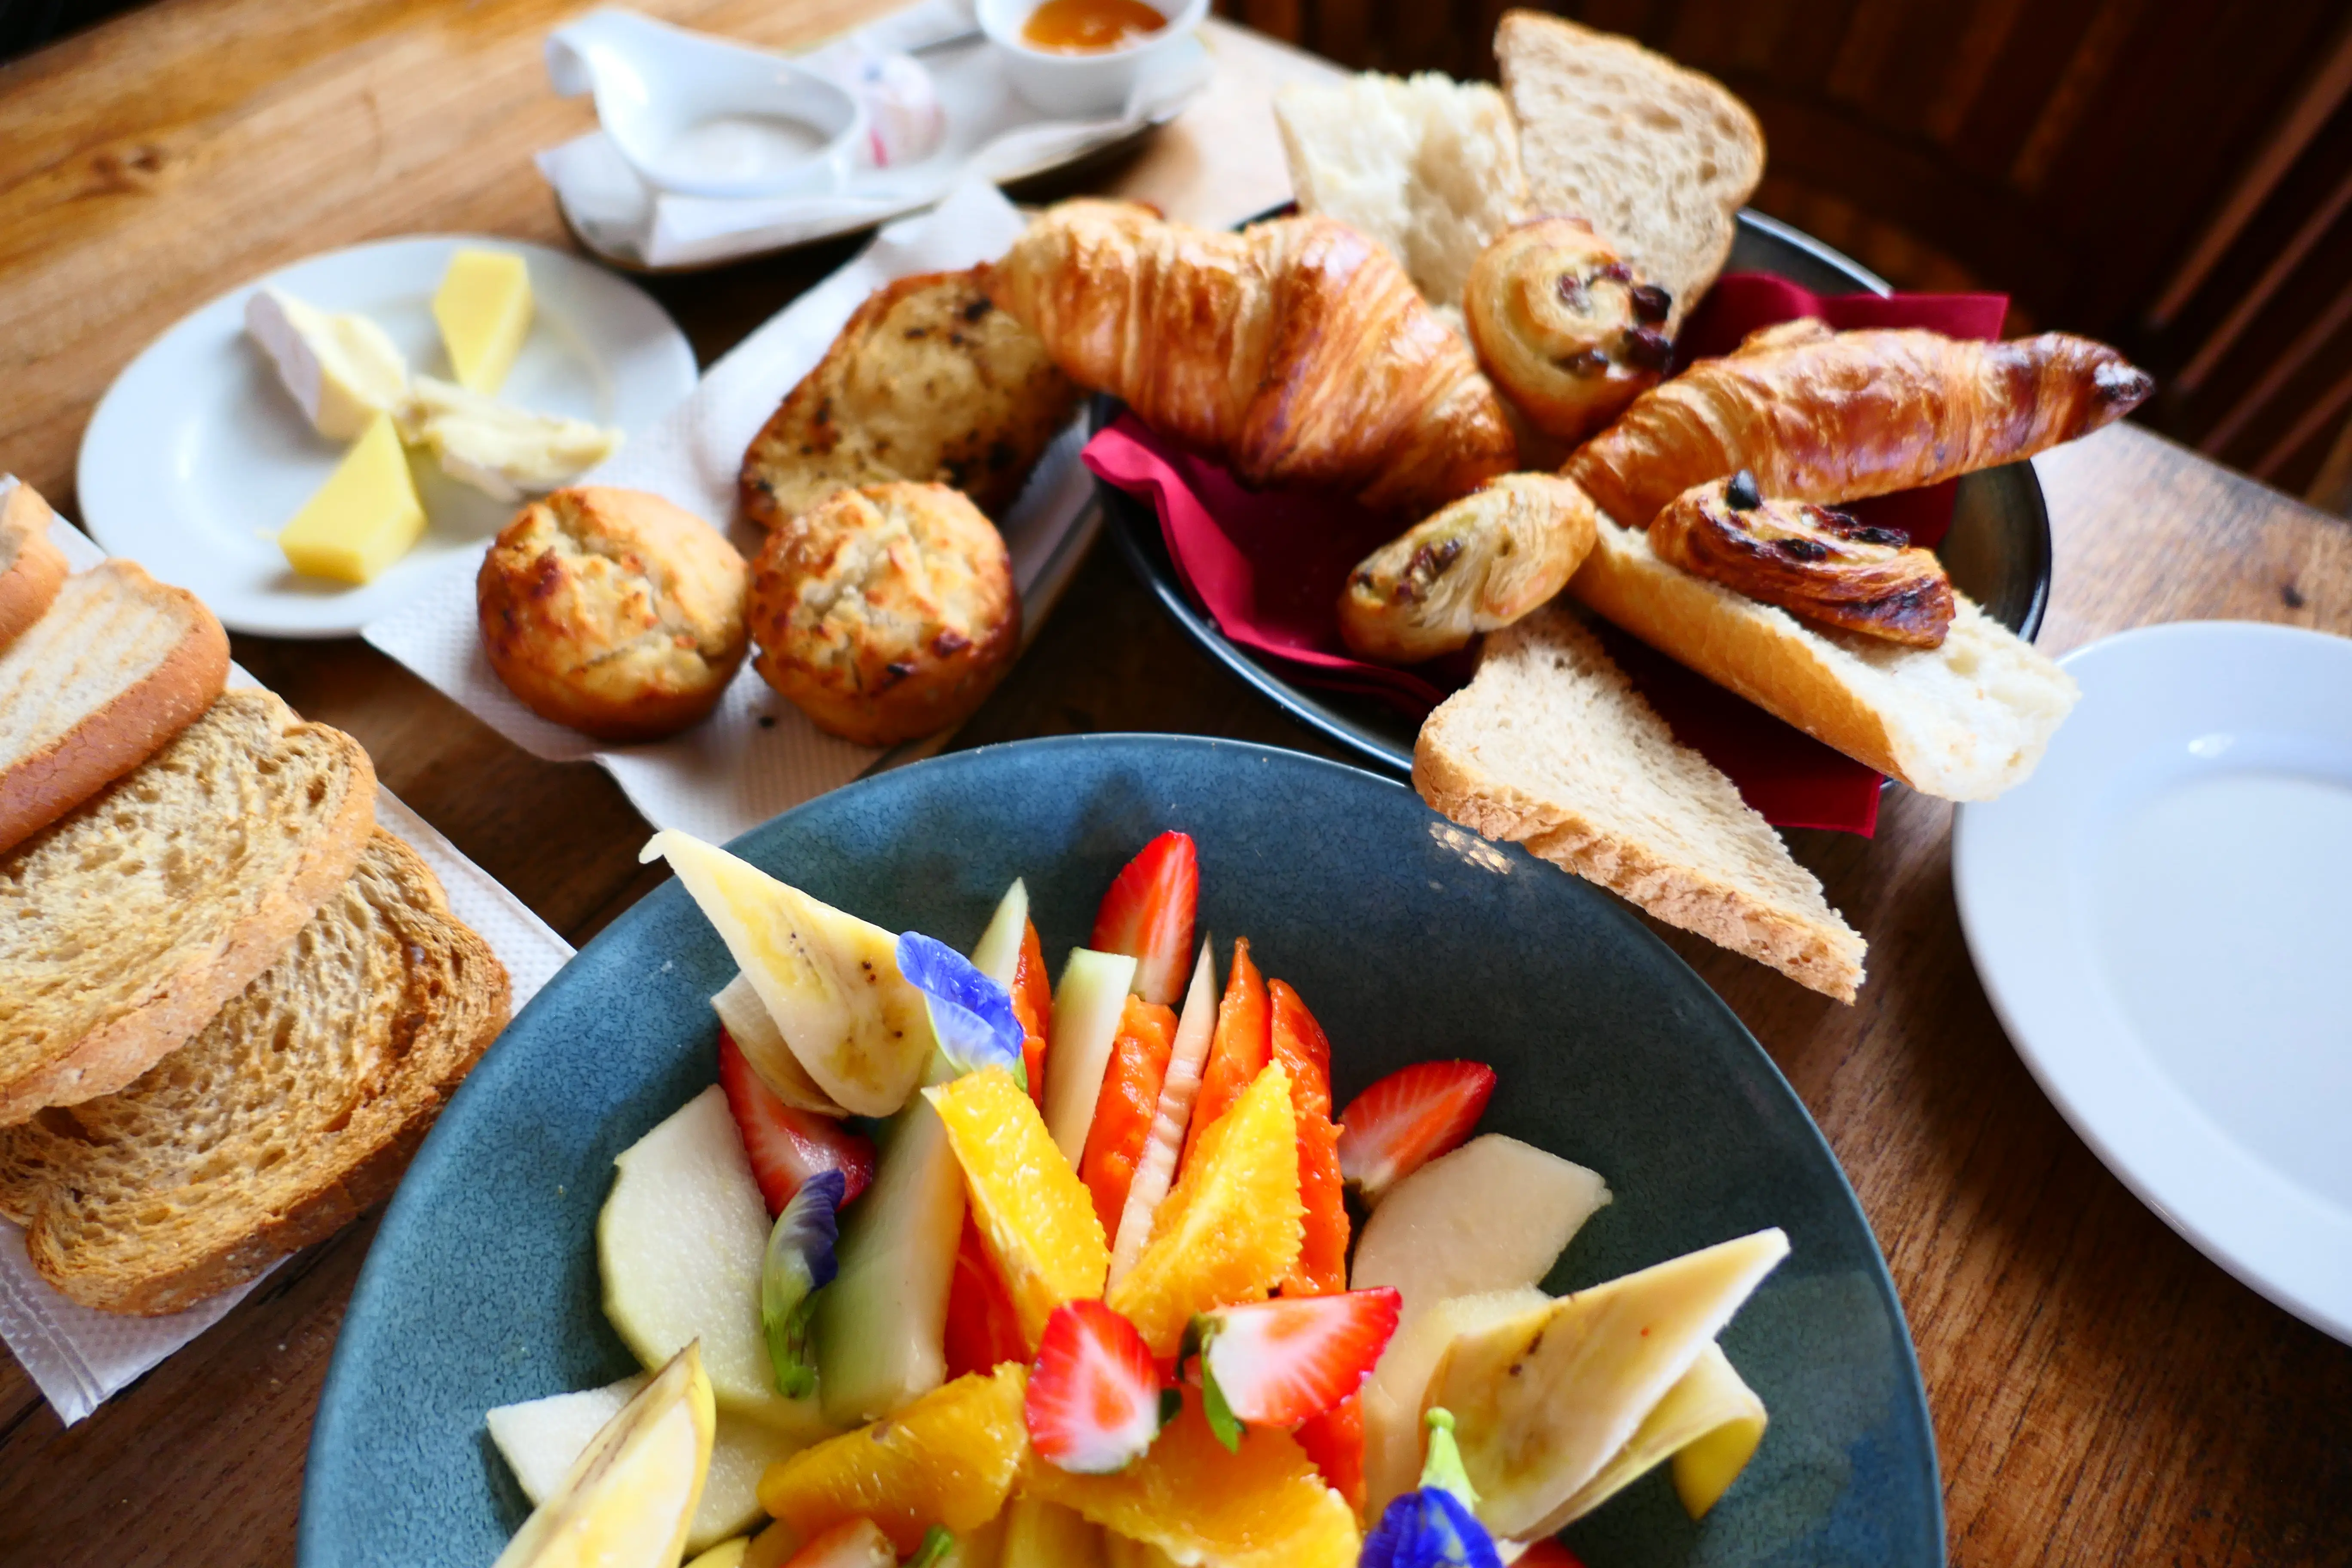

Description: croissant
[1562,324,2155,528]
[989,200,1519,514]
[1650,471,1955,646]
[1463,216,1674,448]
[1338,473,1598,663]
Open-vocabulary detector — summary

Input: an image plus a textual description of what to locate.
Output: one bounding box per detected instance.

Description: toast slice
[0,830,510,1314]
[0,479,69,652]
[739,267,1081,530]
[1570,519,2079,799]
[0,689,377,1124]
[1276,71,1530,314]
[0,558,232,854]
[1415,603,1865,1000]
[1496,11,1764,330]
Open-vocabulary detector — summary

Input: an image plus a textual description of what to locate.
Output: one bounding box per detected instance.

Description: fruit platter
[300,737,1937,1568]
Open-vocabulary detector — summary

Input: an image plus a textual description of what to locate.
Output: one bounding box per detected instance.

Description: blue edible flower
[760,1168,845,1399]
[1360,1408,1502,1568]
[896,931,1026,1082]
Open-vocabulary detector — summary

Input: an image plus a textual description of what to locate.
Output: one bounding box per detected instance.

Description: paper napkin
[538,0,1210,270]
[0,505,576,1426]
[365,179,1100,845]
[1083,279,2013,836]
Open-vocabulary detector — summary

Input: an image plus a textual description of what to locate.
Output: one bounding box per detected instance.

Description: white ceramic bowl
[977,0,1210,119]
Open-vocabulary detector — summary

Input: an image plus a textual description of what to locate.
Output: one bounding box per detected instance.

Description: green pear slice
[1350,1134,1611,1321]
[1001,1497,1109,1568]
[1042,948,1139,1162]
[711,972,846,1115]
[969,879,1030,989]
[492,1342,716,1568]
[488,1375,814,1552]
[598,1086,836,1438]
[644,831,930,1116]
[1428,1228,1788,1539]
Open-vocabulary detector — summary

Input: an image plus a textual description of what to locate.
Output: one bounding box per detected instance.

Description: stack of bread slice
[0,481,510,1314]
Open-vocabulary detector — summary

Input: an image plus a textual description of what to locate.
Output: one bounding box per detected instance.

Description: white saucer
[77,236,698,638]
[1953,620,2352,1341]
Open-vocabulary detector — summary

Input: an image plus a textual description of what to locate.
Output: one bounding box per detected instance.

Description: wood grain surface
[2,2,2349,1564]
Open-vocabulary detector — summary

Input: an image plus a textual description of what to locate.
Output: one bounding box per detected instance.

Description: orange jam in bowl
[1019,0,1169,53]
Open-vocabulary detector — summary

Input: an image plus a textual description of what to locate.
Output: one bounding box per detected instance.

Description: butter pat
[397,375,622,501]
[279,413,427,583]
[432,248,533,394]
[245,288,409,441]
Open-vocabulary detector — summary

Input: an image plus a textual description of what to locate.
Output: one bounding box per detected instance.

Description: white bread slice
[1496,11,1764,329]
[1276,71,1530,312]
[0,689,377,1124]
[0,559,232,853]
[1569,520,2079,799]
[1415,603,1865,1001]
[0,830,510,1314]
[0,479,69,652]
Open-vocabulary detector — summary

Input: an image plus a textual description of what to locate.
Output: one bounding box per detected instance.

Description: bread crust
[0,481,68,651]
[477,486,750,743]
[0,832,510,1314]
[747,482,1020,747]
[1568,518,2076,799]
[0,692,379,1125]
[0,561,232,855]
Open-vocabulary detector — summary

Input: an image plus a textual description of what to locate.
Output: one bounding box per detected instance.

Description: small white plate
[77,236,699,638]
[1953,620,2352,1341]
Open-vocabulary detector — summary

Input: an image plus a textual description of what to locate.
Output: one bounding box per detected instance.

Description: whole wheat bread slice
[0,479,69,654]
[1276,72,1530,314]
[0,830,510,1313]
[1415,603,1865,1000]
[0,689,377,1124]
[1496,11,1764,330]
[0,558,231,854]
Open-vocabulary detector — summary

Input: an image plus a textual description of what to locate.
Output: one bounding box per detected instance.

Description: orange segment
[928,1066,1110,1349]
[756,1363,1029,1555]
[1105,1061,1302,1356]
[1024,1400,1359,1568]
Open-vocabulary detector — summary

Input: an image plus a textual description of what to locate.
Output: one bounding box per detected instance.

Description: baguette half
[0,479,68,652]
[0,831,510,1314]
[0,558,232,853]
[1416,603,1865,1000]
[0,689,377,1124]
[1568,519,2078,799]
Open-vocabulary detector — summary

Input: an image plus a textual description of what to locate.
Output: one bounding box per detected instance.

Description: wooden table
[2,2,2348,1562]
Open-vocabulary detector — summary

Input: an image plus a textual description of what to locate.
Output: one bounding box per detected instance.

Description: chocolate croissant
[1339,473,1598,664]
[1651,471,1955,646]
[1463,216,1674,448]
[990,200,1519,514]
[1562,324,2155,528]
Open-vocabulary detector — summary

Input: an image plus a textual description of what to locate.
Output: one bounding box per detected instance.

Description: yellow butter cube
[432,248,533,394]
[279,413,426,584]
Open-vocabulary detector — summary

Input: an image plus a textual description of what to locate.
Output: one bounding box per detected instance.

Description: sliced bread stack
[0,480,69,649]
[1416,603,1866,1002]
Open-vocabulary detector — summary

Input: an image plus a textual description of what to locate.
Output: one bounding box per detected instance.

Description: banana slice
[1427,1228,1787,1539]
[492,1342,717,1568]
[1535,1341,1769,1530]
[645,831,931,1116]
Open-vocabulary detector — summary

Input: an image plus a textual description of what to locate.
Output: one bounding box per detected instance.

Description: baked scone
[477,487,750,742]
[740,267,1081,530]
[747,482,1020,747]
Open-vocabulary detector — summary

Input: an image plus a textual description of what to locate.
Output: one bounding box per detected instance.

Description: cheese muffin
[747,482,1020,746]
[477,487,750,742]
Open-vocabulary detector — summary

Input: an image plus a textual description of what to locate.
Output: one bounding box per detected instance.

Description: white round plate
[77,236,699,637]
[1954,620,2352,1341]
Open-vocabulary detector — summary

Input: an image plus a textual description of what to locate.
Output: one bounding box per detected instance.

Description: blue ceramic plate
[300,737,1940,1567]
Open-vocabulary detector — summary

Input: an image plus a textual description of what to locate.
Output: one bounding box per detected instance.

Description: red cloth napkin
[1082,278,2011,835]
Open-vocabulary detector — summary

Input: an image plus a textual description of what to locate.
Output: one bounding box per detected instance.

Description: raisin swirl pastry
[1462,216,1675,447]
[1338,473,1598,664]
[1650,470,1955,646]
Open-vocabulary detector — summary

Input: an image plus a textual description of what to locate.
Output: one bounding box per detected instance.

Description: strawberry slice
[1293,1392,1366,1514]
[1191,1287,1402,1439]
[717,1029,877,1216]
[1090,831,1199,1007]
[1515,1542,1589,1568]
[1025,1298,1173,1473]
[943,1212,1030,1377]
[1012,918,1053,1110]
[1335,1060,1497,1203]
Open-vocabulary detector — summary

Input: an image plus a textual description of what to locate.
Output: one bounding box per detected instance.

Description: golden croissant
[1562,322,2155,528]
[989,200,1519,514]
